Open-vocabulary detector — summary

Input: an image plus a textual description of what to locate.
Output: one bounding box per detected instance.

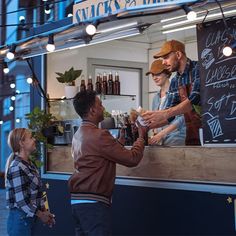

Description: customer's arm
[100,126,147,167]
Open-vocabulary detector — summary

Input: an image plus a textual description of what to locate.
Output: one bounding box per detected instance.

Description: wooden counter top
[47,146,236,184]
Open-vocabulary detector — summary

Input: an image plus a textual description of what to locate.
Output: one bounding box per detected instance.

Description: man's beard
[170,60,180,73]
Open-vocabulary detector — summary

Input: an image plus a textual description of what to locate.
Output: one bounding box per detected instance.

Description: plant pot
[65,86,79,99]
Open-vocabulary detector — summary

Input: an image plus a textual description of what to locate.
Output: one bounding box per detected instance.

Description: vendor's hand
[149,132,165,145]
[142,110,168,129]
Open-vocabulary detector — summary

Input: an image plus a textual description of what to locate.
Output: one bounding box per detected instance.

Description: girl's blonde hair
[5,128,28,186]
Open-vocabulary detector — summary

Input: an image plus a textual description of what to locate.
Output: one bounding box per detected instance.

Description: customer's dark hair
[73,90,97,118]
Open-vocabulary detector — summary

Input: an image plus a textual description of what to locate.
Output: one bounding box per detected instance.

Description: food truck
[1,0,236,235]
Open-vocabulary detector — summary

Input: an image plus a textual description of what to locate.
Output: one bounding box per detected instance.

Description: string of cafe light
[0,0,68,16]
[2,1,235,98]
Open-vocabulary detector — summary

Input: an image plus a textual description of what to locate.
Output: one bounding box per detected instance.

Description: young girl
[147,60,186,146]
[5,128,55,236]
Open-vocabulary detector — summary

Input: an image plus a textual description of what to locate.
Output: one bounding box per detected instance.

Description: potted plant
[55,66,82,98]
[25,107,58,167]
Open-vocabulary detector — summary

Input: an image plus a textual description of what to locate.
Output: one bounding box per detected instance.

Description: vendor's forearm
[166,99,192,119]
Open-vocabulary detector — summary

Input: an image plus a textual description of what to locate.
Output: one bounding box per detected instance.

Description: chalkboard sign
[197,16,236,146]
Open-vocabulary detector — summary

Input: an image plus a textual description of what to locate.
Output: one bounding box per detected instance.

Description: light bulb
[6,51,15,60]
[45,9,51,14]
[0,120,3,125]
[46,43,55,52]
[9,106,14,111]
[10,83,15,88]
[3,67,9,74]
[45,3,51,14]
[223,46,233,57]
[85,24,97,36]
[16,118,21,123]
[187,11,197,21]
[67,13,73,17]
[27,77,33,84]
[11,96,16,101]
[19,16,25,22]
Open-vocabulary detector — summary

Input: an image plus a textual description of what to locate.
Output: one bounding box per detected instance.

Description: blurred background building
[0,0,74,175]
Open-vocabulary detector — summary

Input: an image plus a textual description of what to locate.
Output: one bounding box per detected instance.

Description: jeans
[71,202,112,236]
[7,208,36,236]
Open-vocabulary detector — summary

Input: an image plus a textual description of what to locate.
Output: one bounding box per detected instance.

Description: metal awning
[0,0,235,60]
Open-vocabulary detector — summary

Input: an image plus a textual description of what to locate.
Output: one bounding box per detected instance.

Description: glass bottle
[101,72,107,95]
[95,74,101,94]
[107,72,114,95]
[87,75,93,92]
[80,79,86,92]
[114,72,120,95]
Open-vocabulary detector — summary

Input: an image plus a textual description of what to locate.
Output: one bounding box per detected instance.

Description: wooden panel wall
[47,146,236,184]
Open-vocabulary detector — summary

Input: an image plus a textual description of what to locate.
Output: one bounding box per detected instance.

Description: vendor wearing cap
[143,40,201,145]
[147,60,186,146]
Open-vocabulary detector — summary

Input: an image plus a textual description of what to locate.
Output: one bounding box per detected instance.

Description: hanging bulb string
[0,0,67,16]
[0,22,42,27]
[215,0,231,36]
[25,58,50,106]
[201,9,209,25]
[0,91,29,98]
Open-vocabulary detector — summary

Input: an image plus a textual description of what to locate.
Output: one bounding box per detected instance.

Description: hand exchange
[142,110,168,129]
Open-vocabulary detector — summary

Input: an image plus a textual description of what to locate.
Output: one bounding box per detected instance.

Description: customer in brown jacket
[68,90,147,236]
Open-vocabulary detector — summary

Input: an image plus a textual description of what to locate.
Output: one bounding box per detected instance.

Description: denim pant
[7,208,36,236]
[71,202,112,236]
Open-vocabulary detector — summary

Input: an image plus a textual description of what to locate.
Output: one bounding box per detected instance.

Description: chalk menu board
[197,17,236,146]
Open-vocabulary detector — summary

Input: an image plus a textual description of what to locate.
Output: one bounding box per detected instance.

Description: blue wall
[33,178,236,236]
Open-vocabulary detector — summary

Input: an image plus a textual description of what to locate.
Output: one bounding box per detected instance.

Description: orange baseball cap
[154,40,185,59]
[146,60,169,76]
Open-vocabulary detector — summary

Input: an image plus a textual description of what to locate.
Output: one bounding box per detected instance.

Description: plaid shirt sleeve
[6,160,43,217]
[188,61,201,106]
[165,60,201,109]
[165,78,181,109]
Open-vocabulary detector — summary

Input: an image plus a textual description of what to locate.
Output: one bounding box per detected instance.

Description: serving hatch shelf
[48,94,137,120]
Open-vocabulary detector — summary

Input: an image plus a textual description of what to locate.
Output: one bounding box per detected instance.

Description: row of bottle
[79,72,120,95]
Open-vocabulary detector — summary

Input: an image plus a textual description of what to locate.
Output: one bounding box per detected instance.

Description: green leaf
[25,107,56,168]
[55,67,82,84]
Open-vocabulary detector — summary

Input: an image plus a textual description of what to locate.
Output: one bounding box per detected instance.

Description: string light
[46,34,55,52]
[19,15,25,23]
[11,96,16,101]
[3,62,9,74]
[6,44,16,60]
[10,83,16,88]
[45,3,51,14]
[0,120,3,125]
[182,5,197,21]
[27,77,33,84]
[9,106,14,111]
[16,118,21,123]
[85,24,97,36]
[215,0,236,57]
[0,0,66,17]
[223,41,236,57]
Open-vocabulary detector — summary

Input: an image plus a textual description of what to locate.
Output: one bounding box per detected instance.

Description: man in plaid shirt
[143,40,201,145]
